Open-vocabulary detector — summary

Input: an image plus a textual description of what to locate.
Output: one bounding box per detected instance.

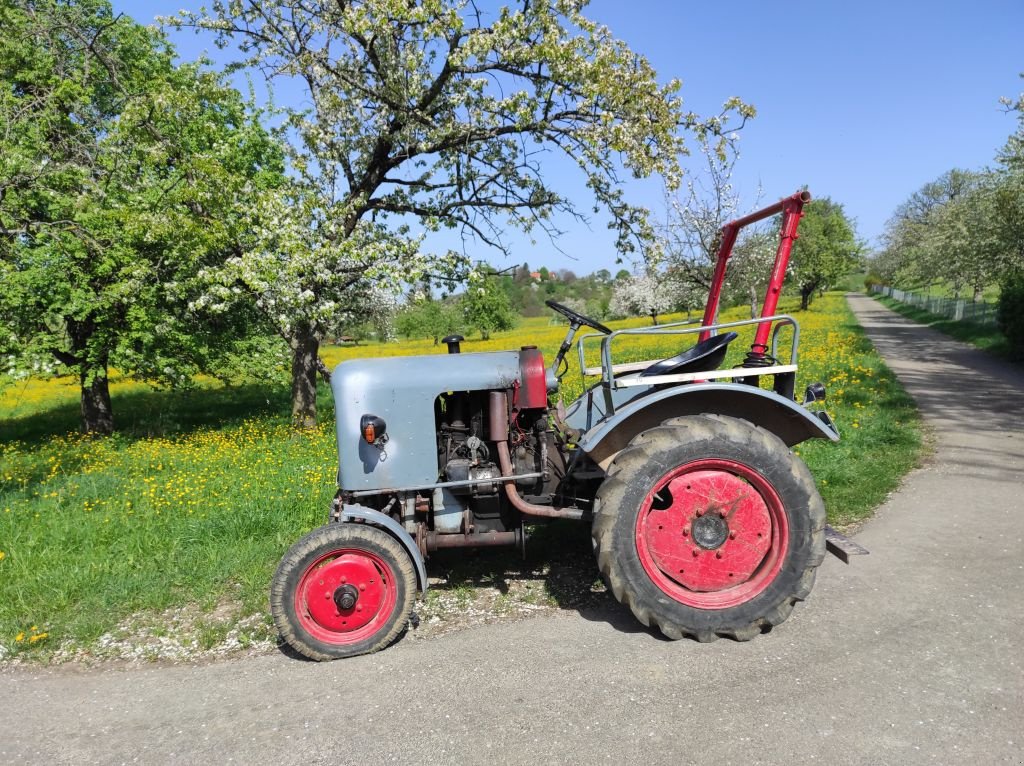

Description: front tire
[592,414,825,642]
[271,524,417,660]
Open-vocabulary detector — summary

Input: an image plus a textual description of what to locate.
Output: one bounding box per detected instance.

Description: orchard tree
[169,0,748,427]
[611,272,677,325]
[395,295,463,345]
[193,186,409,425]
[462,270,516,340]
[788,198,862,309]
[925,181,1007,300]
[661,138,773,319]
[0,0,283,433]
[876,169,981,288]
[994,81,1024,273]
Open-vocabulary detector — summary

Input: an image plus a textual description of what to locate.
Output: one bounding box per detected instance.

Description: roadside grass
[873,295,1013,360]
[0,293,921,661]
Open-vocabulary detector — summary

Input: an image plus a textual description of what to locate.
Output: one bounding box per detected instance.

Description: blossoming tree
[170,0,747,428]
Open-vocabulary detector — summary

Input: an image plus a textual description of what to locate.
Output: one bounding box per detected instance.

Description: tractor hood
[331,350,523,492]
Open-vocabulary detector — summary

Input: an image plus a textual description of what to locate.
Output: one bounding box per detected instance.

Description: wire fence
[871,285,999,326]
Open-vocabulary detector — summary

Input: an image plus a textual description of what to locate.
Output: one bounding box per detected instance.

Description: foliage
[996,270,1024,359]
[498,264,617,319]
[659,138,777,319]
[192,185,410,426]
[610,272,678,325]
[875,78,1024,298]
[462,271,517,339]
[395,296,464,345]
[0,0,283,433]
[168,0,750,426]
[876,170,1009,299]
[788,198,863,309]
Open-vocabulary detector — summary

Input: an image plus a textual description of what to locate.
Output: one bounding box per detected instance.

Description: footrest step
[824,525,869,564]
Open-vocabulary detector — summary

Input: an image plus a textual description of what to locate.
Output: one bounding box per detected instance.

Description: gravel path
[2,293,1023,765]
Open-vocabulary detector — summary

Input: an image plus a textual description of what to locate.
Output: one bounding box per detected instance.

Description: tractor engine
[433,346,554,534]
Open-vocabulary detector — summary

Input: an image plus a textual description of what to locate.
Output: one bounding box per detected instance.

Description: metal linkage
[701,191,811,361]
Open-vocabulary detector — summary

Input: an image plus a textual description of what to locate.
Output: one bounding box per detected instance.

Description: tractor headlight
[360,414,388,446]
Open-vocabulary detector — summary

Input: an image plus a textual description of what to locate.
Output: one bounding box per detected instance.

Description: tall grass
[0,293,920,659]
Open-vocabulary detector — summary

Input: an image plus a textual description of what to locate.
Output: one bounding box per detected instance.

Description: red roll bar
[698,191,811,361]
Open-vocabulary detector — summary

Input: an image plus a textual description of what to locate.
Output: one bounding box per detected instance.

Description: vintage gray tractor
[270,191,863,661]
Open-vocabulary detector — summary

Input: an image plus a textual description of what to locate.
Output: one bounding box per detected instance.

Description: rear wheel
[592,414,825,641]
[271,524,417,660]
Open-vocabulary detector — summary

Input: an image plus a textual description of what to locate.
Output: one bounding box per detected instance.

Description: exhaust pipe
[489,391,585,521]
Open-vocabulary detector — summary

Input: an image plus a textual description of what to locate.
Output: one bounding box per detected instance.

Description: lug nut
[729,531,737,540]
[716,550,723,559]
[696,509,705,517]
[682,527,690,537]
[692,549,700,557]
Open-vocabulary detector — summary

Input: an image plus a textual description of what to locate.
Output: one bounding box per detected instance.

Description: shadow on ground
[1,381,329,448]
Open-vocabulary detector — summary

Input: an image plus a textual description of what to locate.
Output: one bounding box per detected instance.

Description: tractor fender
[577,383,839,470]
[338,503,428,594]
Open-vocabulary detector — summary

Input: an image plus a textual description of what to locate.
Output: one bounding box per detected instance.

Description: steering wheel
[545,299,613,335]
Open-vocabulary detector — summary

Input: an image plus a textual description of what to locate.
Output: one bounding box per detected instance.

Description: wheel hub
[692,513,728,550]
[297,552,392,638]
[636,463,786,602]
[333,583,360,611]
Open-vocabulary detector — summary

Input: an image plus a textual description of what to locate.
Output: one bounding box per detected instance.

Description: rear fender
[577,384,838,470]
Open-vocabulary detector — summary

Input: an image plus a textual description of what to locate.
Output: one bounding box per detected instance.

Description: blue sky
[117,0,1023,273]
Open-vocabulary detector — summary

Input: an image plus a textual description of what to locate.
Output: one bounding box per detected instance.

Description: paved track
[2,294,1023,765]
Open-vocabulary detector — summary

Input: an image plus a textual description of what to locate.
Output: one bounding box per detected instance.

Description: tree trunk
[650,312,659,326]
[80,362,114,435]
[800,285,813,311]
[749,286,759,319]
[63,317,113,435]
[290,328,320,430]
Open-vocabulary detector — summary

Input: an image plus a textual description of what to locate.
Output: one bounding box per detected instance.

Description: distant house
[530,271,542,281]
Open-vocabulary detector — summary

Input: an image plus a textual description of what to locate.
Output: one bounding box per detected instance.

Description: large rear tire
[271,523,417,660]
[592,414,825,642]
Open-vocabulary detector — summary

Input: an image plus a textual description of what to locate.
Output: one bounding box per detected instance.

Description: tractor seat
[639,332,739,378]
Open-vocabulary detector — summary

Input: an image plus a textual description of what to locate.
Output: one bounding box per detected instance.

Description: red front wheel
[593,414,825,642]
[271,524,417,660]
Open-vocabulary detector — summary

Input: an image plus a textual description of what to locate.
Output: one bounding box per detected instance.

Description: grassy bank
[873,295,1013,360]
[0,293,921,661]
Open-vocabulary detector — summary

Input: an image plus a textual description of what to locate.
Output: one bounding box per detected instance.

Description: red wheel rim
[294,548,398,645]
[634,459,789,609]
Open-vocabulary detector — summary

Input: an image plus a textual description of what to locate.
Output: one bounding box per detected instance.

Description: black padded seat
[639,331,739,378]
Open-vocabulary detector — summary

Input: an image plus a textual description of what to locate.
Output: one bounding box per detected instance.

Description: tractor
[270,190,864,661]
